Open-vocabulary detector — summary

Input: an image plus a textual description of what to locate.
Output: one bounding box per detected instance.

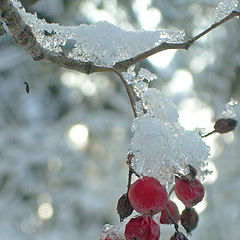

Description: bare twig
[0,21,7,36]
[0,0,239,73]
[110,68,137,117]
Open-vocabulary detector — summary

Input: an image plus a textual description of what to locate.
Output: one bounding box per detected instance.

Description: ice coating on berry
[128,176,168,215]
[175,178,204,207]
[124,215,160,240]
[180,208,199,233]
[160,200,180,224]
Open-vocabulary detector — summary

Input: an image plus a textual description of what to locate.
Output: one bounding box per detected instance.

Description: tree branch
[0,0,239,73]
[0,0,111,74]
[114,11,240,71]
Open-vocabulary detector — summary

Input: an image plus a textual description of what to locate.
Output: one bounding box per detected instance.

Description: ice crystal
[221,98,240,119]
[137,68,158,82]
[216,0,239,21]
[130,88,210,186]
[142,88,178,122]
[99,224,124,240]
[11,0,185,67]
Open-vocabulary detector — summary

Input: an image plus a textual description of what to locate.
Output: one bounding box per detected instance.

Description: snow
[130,84,210,187]
[130,115,210,187]
[216,0,239,20]
[11,0,185,67]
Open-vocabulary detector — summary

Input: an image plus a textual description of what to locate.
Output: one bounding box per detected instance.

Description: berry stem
[201,129,216,138]
[127,153,140,178]
[165,206,179,231]
[168,185,175,197]
[127,168,133,195]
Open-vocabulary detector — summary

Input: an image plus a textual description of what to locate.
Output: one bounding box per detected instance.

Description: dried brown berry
[117,193,133,221]
[180,207,199,233]
[214,118,237,134]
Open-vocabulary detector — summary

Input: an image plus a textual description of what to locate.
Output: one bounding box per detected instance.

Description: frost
[130,115,210,186]
[216,0,239,21]
[99,224,124,240]
[142,88,179,122]
[137,68,158,82]
[221,98,240,119]
[11,0,185,67]
[130,87,210,186]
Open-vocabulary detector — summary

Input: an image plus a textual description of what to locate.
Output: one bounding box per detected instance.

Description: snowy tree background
[0,0,239,239]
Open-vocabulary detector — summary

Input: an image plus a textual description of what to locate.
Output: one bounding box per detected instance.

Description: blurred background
[0,0,239,239]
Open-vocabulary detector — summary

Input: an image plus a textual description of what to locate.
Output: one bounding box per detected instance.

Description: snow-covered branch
[0,0,109,74]
[0,0,239,73]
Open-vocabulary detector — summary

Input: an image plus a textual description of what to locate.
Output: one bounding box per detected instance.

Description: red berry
[128,176,168,215]
[160,200,180,224]
[175,177,204,208]
[180,208,199,233]
[124,215,160,240]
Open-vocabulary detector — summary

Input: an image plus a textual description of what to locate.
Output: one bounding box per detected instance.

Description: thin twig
[110,68,137,117]
[114,11,240,71]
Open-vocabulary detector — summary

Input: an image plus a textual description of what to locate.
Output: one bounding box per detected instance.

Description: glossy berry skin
[180,208,199,233]
[128,176,168,215]
[124,215,160,240]
[175,177,204,208]
[160,200,180,224]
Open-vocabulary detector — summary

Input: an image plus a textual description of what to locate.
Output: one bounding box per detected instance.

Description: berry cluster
[100,165,205,240]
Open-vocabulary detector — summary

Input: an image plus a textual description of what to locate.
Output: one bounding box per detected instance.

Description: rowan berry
[124,215,160,240]
[175,177,204,208]
[128,176,168,215]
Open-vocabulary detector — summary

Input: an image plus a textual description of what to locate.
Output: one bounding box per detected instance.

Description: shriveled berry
[128,176,168,215]
[175,177,204,208]
[181,207,199,233]
[170,231,188,240]
[214,118,237,134]
[117,193,133,221]
[160,200,180,224]
[125,215,160,240]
